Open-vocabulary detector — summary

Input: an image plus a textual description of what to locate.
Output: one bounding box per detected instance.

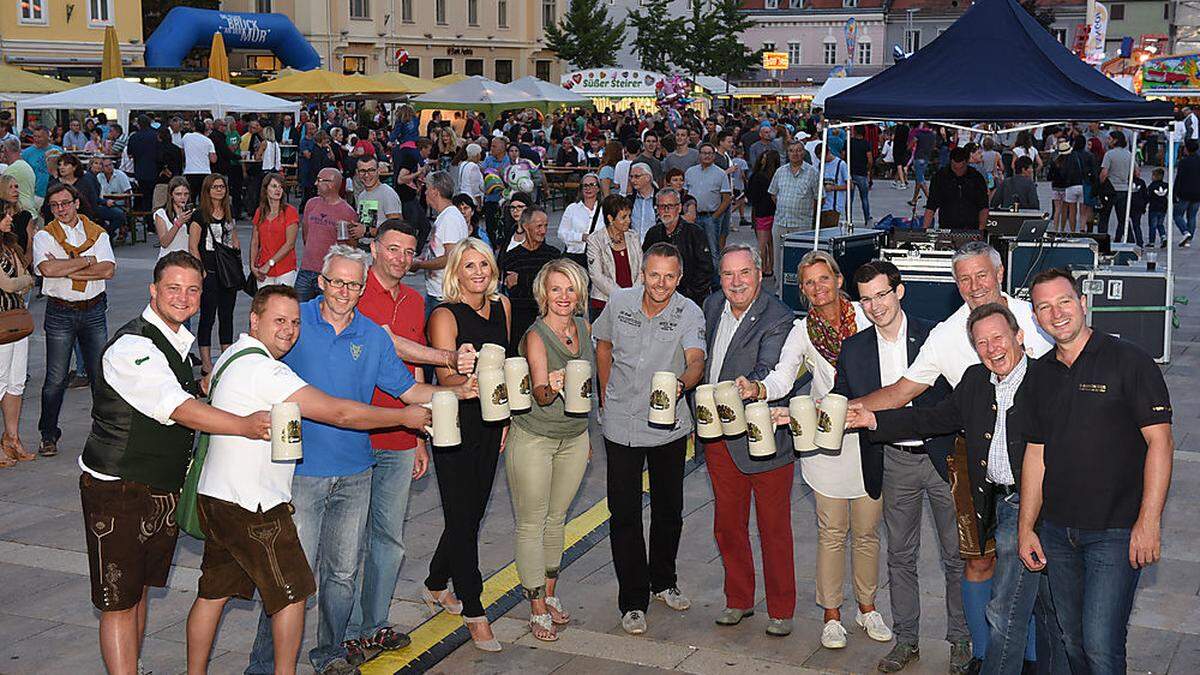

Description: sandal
[545,596,571,625]
[3,434,35,462]
[464,615,501,652]
[421,587,463,615]
[529,612,558,642]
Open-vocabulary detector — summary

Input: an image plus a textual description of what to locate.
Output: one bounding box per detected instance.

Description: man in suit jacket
[701,243,796,636]
[847,303,1067,675]
[832,260,968,672]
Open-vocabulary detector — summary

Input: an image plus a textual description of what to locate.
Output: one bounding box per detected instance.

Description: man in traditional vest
[31,183,114,458]
[80,250,273,674]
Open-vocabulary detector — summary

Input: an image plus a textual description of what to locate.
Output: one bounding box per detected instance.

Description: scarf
[807,296,858,368]
[44,215,106,292]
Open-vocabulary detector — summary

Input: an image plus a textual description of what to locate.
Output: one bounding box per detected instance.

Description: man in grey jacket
[701,243,797,636]
[991,157,1040,211]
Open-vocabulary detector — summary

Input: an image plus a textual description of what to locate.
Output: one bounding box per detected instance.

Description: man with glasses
[685,143,733,272]
[299,167,361,302]
[768,140,820,281]
[643,187,713,308]
[353,156,403,238]
[628,163,658,243]
[33,183,116,457]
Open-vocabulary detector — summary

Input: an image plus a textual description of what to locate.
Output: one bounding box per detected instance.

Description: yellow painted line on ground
[362,437,695,674]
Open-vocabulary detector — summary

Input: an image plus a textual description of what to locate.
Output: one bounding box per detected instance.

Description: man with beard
[642,187,713,307]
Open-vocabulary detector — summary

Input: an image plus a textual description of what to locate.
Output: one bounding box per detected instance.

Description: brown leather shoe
[38,439,58,457]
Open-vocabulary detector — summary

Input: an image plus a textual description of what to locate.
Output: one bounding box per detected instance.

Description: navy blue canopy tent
[824,0,1172,122]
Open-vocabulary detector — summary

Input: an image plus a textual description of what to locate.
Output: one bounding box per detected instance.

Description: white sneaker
[855,609,893,642]
[653,586,691,611]
[621,610,647,635]
[821,619,848,648]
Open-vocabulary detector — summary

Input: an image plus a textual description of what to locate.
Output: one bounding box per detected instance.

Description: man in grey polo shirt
[685,143,732,273]
[594,242,707,637]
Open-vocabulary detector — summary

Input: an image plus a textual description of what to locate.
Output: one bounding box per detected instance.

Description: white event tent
[811,76,871,109]
[17,79,195,132]
[165,78,300,119]
[412,75,541,116]
[507,76,592,109]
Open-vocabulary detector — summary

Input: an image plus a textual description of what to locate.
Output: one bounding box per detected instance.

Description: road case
[1006,238,1098,299]
[780,227,886,312]
[881,248,962,323]
[1073,264,1173,363]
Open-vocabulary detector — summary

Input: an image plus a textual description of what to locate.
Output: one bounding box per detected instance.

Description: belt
[990,482,1017,497]
[698,211,714,216]
[48,292,106,311]
[886,443,926,455]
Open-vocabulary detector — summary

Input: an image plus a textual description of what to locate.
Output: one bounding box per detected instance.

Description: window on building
[468,0,479,25]
[343,56,368,74]
[1053,28,1068,45]
[88,0,112,26]
[350,0,369,19]
[763,42,775,52]
[1109,3,1124,20]
[787,41,801,64]
[1165,2,1170,20]
[19,0,47,23]
[498,0,508,27]
[495,59,513,83]
[543,1,557,29]
[465,59,484,76]
[255,0,272,12]
[858,42,871,64]
[843,0,857,7]
[823,41,837,65]
[764,0,778,8]
[537,60,552,81]
[904,29,921,53]
[401,0,413,22]
[400,57,420,76]
[436,0,447,24]
[247,54,282,70]
[434,58,453,78]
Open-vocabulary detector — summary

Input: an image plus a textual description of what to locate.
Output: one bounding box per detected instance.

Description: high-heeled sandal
[421,587,463,615]
[529,612,558,642]
[463,615,501,652]
[3,434,35,462]
[545,596,571,625]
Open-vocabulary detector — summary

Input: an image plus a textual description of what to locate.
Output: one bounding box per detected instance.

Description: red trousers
[705,439,796,619]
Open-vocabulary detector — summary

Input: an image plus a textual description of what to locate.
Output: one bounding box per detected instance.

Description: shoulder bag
[176,346,268,540]
[0,249,32,345]
[205,219,247,292]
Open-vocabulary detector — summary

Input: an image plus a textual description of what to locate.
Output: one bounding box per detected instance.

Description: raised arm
[287,384,430,432]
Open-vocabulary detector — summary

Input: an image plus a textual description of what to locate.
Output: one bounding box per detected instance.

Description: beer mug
[428,391,461,447]
[713,381,747,436]
[693,384,723,440]
[745,401,777,460]
[648,371,677,427]
[477,367,510,422]
[335,219,352,241]
[476,343,507,373]
[814,394,849,455]
[504,357,532,413]
[563,359,592,415]
[270,402,303,461]
[788,395,819,456]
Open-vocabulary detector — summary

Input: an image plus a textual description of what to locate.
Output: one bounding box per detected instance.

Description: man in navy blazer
[832,260,970,672]
[701,243,796,636]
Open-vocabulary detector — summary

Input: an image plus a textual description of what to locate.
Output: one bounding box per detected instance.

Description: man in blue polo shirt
[246,245,476,675]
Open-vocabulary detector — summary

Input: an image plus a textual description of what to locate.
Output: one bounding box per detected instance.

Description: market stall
[559,68,707,114]
[17,78,195,133]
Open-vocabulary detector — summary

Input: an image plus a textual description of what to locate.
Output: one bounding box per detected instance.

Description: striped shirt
[987,355,1027,486]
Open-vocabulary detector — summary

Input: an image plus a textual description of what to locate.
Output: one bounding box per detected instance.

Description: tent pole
[846,128,852,231]
[815,126,829,250]
[1122,138,1136,245]
[1167,128,1176,273]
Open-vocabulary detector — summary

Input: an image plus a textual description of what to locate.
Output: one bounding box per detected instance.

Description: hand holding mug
[454,374,479,400]
[734,376,758,401]
[844,403,875,430]
[769,406,790,426]
[548,368,566,394]
[455,343,477,374]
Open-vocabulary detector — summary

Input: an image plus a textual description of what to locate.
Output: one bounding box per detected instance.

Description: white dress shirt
[32,218,115,302]
[558,199,600,255]
[198,334,308,512]
[904,293,1052,389]
[707,301,745,384]
[80,305,196,480]
[877,314,922,447]
[761,301,871,499]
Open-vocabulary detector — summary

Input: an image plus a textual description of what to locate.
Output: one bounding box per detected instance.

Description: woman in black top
[424,237,511,653]
[747,149,780,278]
[0,176,35,267]
[187,173,241,374]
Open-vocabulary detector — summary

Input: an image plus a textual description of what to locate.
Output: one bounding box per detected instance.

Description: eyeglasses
[656,202,681,210]
[321,275,365,291]
[859,287,896,305]
[210,184,227,191]
[48,199,75,211]
[582,183,599,188]
[510,204,526,211]
[357,167,378,174]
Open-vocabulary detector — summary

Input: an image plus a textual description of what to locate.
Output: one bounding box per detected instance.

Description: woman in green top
[507,258,594,643]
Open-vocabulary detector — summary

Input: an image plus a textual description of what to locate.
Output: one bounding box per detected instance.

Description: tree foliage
[1020,0,1056,33]
[629,0,759,81]
[628,0,685,74]
[543,0,627,70]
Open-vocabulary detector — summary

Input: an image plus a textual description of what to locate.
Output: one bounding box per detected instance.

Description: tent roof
[412,75,540,115]
[247,69,396,96]
[825,0,1172,122]
[366,72,435,95]
[0,63,73,96]
[166,78,299,117]
[19,78,193,111]
[507,76,592,105]
[694,75,739,96]
[812,76,870,108]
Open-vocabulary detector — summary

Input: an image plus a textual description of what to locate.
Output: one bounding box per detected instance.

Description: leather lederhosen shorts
[947,436,996,560]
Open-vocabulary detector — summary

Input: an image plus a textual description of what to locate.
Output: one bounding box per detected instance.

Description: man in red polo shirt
[343,219,431,660]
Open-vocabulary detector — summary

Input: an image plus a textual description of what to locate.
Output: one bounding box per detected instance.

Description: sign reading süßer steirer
[560,69,666,97]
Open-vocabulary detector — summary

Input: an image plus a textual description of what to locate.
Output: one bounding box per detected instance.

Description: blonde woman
[423,237,511,652]
[507,259,593,642]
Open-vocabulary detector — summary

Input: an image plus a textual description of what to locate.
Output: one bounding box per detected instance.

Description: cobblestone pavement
[1,178,1198,674]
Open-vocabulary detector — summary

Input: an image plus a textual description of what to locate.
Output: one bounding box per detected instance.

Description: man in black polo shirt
[923,147,989,231]
[1018,268,1173,675]
[499,204,561,353]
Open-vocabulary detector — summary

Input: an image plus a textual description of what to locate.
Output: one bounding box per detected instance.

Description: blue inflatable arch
[145,7,322,71]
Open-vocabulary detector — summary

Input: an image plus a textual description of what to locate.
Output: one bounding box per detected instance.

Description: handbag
[177,346,268,540]
[204,219,246,291]
[0,308,33,345]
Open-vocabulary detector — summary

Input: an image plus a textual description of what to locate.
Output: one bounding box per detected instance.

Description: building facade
[0,0,144,68]
[884,0,1087,64]
[219,0,565,82]
[1100,0,1170,55]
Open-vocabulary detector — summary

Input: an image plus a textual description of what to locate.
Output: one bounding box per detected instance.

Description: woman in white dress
[736,250,890,651]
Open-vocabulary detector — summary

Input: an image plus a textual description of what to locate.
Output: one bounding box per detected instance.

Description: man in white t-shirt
[352,156,403,235]
[850,241,1052,669]
[411,171,468,307]
[182,118,216,202]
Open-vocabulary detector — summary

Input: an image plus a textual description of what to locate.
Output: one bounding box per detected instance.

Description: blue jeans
[346,449,417,640]
[1040,521,1140,675]
[295,269,321,303]
[1174,200,1200,237]
[39,297,107,443]
[246,468,373,674]
[696,213,724,280]
[914,158,929,185]
[983,494,1069,675]
[851,175,871,221]
[1147,212,1167,244]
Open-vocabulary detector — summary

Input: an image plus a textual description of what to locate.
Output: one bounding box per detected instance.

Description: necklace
[549,319,575,346]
